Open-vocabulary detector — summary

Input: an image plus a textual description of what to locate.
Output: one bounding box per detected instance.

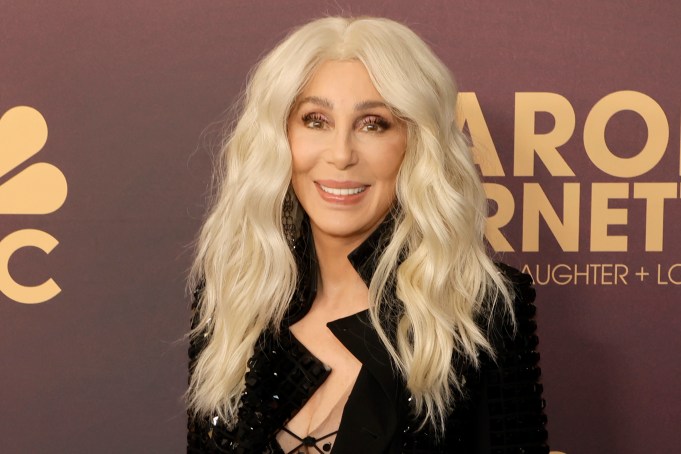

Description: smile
[318,184,367,196]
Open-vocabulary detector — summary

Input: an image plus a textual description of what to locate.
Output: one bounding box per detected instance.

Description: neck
[309,229,371,314]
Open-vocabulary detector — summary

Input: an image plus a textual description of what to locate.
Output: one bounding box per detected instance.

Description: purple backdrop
[1,1,679,453]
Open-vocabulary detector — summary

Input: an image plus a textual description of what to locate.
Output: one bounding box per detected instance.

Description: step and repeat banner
[1,1,678,453]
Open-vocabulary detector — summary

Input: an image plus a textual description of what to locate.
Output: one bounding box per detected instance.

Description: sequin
[187,218,549,453]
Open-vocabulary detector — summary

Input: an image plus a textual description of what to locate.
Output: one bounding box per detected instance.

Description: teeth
[319,184,366,196]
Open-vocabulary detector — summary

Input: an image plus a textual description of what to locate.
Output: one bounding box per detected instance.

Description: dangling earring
[283,189,297,246]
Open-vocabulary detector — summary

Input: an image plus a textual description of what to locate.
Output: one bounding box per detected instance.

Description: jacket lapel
[276,215,405,451]
[326,310,405,452]
[326,310,400,405]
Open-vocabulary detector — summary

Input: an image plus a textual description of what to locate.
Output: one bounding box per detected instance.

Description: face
[288,60,407,248]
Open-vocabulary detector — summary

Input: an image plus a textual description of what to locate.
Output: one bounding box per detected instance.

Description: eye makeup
[300,112,392,132]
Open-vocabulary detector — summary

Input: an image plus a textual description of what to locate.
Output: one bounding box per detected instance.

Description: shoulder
[473,263,549,451]
[474,263,542,391]
[487,262,537,337]
[495,261,535,306]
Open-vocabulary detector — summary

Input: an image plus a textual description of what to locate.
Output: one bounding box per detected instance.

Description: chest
[276,318,362,451]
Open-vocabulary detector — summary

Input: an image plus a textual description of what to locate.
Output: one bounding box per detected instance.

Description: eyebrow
[354,100,388,111]
[297,96,388,111]
[298,96,333,109]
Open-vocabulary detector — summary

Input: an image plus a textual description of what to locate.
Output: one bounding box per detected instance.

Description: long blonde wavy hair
[188,16,513,434]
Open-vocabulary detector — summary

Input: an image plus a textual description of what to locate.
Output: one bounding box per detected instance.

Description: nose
[327,129,357,170]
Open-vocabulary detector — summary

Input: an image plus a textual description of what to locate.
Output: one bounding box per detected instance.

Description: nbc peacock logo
[0,106,67,304]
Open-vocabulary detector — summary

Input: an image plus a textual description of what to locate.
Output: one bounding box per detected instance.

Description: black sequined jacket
[187,218,549,453]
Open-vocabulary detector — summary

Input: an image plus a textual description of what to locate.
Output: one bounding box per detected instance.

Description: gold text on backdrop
[458,91,680,253]
[0,106,67,304]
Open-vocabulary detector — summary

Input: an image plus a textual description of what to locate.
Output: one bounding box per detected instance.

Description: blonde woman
[187,16,548,453]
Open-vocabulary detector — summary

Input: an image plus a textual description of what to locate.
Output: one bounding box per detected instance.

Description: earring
[283,190,296,246]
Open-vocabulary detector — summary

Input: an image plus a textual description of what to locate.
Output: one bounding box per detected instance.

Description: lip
[314,180,370,205]
[316,180,367,189]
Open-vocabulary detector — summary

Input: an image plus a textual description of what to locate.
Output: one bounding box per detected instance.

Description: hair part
[188,16,513,435]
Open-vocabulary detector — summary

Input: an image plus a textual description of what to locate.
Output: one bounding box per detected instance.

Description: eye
[358,115,391,133]
[302,113,327,129]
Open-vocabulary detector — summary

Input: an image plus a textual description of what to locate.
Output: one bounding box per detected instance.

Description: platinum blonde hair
[188,16,513,434]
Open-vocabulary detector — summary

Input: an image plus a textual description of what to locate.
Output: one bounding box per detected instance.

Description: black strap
[281,427,339,454]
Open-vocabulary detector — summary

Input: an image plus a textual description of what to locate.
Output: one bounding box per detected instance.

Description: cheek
[378,129,407,172]
[372,143,406,182]
[288,129,318,175]
[288,135,306,176]
[377,147,405,205]
[290,154,314,185]
[389,151,406,177]
[367,152,403,207]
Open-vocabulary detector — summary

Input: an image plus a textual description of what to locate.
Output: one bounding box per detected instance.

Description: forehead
[298,60,383,101]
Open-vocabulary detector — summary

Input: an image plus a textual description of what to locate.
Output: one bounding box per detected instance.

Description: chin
[308,211,384,242]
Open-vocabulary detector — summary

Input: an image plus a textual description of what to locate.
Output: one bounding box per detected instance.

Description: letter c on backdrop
[0,229,61,304]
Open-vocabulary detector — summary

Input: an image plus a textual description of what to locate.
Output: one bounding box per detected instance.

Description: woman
[187,16,548,453]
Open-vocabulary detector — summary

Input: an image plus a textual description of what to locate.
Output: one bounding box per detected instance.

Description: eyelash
[301,113,392,132]
[358,116,391,132]
[302,113,327,129]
